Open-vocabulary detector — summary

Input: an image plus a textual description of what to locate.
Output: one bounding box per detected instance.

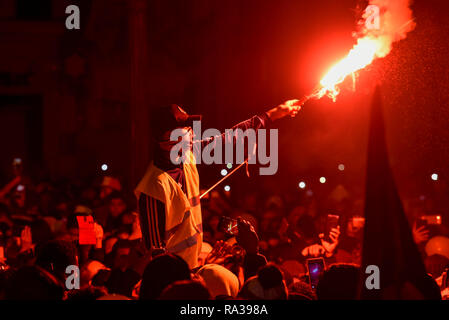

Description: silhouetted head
[139,253,191,300]
[316,263,360,300]
[6,266,64,300]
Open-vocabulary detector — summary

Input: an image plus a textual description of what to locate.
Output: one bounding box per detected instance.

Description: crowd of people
[0,165,448,300]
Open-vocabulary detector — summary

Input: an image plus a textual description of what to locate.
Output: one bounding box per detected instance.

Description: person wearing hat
[100,176,122,200]
[135,101,302,269]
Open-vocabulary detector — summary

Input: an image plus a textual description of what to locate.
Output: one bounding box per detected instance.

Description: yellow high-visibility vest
[135,151,202,269]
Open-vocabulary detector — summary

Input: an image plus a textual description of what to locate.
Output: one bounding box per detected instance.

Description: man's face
[159,126,193,161]
[162,126,192,142]
[347,217,365,237]
[109,198,127,217]
[178,127,193,147]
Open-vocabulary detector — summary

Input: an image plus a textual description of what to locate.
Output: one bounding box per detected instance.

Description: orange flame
[316,36,381,101]
[310,0,416,102]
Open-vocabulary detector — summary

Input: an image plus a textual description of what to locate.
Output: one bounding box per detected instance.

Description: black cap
[151,104,201,141]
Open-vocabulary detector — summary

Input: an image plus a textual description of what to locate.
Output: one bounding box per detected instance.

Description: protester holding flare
[135,100,302,269]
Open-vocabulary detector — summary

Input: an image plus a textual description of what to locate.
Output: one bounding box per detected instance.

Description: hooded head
[151,104,202,166]
[151,104,201,142]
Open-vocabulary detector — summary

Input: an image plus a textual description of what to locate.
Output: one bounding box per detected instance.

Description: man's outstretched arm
[195,99,302,150]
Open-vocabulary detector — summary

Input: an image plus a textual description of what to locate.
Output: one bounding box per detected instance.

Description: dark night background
[1,0,448,208]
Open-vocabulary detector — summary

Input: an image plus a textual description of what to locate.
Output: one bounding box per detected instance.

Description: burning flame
[317,37,381,101]
[311,0,416,102]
